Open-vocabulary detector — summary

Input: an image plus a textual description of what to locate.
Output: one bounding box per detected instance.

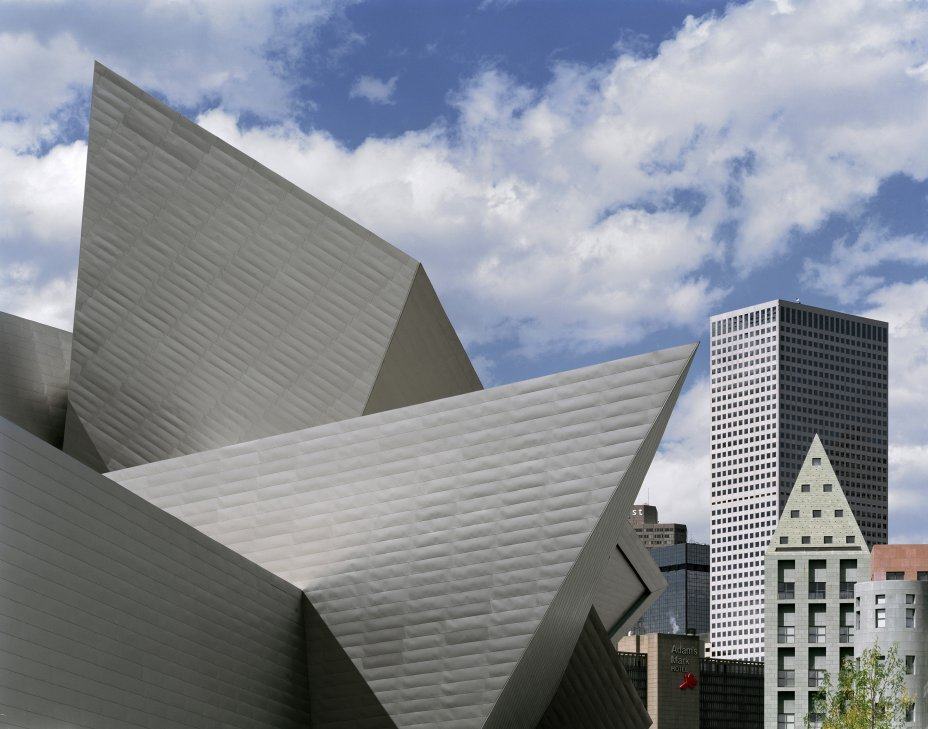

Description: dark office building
[700,657,764,729]
[634,542,709,636]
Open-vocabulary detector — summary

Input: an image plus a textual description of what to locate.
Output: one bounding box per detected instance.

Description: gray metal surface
[593,521,667,637]
[536,608,651,729]
[65,63,480,472]
[112,342,696,729]
[0,416,310,729]
[0,311,71,447]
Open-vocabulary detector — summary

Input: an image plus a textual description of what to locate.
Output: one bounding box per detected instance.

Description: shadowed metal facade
[0,62,699,729]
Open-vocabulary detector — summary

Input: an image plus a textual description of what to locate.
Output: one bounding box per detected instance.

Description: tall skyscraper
[709,300,888,660]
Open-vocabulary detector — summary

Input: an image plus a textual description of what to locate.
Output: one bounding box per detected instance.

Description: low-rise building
[631,504,688,548]
[763,435,869,729]
[616,632,763,729]
[855,545,928,727]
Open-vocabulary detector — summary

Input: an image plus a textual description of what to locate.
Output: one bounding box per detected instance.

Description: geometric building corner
[110,340,697,729]
[485,341,696,729]
[363,263,482,416]
[0,310,71,448]
[64,62,482,473]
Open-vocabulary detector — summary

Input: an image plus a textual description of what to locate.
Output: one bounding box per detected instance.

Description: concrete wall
[855,580,928,727]
[764,550,869,729]
[0,416,310,729]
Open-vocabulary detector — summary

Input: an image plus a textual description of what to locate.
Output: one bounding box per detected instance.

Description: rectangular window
[812,457,821,466]
[918,572,928,582]
[907,609,915,628]
[802,536,811,545]
[780,536,789,544]
[801,484,811,492]
[835,509,844,517]
[876,595,885,605]
[813,510,822,518]
[823,484,832,492]
[791,510,800,518]
[876,609,886,628]
[906,655,916,675]
[824,536,833,544]
[846,535,856,543]
[888,572,905,580]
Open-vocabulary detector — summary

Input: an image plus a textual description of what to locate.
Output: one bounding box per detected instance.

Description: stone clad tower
[763,435,870,729]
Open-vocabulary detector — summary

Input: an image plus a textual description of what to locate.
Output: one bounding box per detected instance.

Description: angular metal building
[0,63,698,729]
[65,63,481,473]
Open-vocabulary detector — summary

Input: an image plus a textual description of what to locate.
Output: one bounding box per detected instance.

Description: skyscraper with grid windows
[709,300,888,660]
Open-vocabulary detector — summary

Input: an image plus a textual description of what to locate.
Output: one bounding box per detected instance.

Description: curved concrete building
[855,546,928,727]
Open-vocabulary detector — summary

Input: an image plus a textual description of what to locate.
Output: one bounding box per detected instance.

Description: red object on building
[679,672,698,690]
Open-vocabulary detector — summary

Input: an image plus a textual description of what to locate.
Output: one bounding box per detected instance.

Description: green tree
[807,643,914,729]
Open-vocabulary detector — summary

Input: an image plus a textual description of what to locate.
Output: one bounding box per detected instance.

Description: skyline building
[633,542,709,636]
[855,545,928,728]
[763,436,869,729]
[710,299,888,660]
[629,504,688,548]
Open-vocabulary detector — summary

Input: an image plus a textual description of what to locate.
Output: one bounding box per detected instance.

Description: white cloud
[8,0,928,358]
[641,376,711,542]
[802,227,928,304]
[0,0,354,151]
[193,0,928,356]
[349,74,398,105]
[0,263,76,330]
[0,139,86,246]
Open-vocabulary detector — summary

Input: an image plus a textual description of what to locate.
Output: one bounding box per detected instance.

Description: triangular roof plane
[770,434,867,551]
[112,342,697,729]
[64,63,480,472]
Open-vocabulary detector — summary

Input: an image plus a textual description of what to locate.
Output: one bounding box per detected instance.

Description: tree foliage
[808,643,914,729]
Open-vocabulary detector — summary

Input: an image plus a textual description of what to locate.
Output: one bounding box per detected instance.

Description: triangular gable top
[770,434,868,553]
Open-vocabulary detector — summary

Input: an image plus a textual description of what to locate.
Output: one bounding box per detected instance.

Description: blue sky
[1,0,927,542]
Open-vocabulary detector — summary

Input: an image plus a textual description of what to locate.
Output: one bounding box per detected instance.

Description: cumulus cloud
[0,0,355,151]
[9,0,928,358]
[862,280,928,541]
[349,75,398,105]
[0,140,86,246]
[0,263,76,330]
[641,376,712,542]
[802,226,928,304]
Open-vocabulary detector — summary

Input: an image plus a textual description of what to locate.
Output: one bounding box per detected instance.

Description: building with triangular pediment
[763,434,870,729]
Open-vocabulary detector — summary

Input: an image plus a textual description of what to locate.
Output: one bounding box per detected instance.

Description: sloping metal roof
[0,415,311,729]
[65,63,480,472]
[0,311,71,447]
[112,342,695,729]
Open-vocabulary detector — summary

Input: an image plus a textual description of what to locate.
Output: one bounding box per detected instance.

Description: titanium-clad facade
[0,62,697,729]
[0,312,71,447]
[65,63,480,473]
[112,342,697,729]
[0,416,311,729]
